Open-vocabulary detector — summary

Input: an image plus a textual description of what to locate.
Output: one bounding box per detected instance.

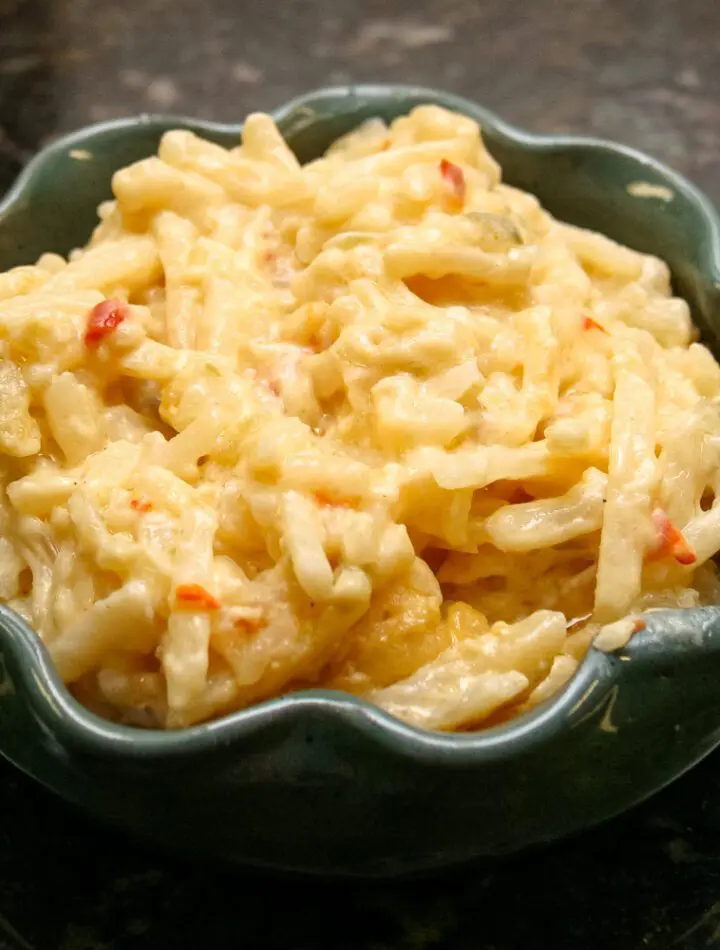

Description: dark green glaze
[2,85,720,877]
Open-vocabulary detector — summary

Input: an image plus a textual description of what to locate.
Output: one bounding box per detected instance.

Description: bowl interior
[2,87,720,874]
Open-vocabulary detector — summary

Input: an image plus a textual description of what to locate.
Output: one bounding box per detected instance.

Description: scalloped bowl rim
[1,83,720,764]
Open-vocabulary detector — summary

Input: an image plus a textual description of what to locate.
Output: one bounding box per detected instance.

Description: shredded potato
[1,105,720,731]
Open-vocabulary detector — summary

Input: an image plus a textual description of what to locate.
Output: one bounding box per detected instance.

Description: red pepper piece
[176,584,221,611]
[440,159,466,213]
[84,299,129,347]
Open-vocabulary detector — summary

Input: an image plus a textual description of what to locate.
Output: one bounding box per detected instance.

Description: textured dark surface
[5,758,720,949]
[1,0,720,202]
[1,0,720,946]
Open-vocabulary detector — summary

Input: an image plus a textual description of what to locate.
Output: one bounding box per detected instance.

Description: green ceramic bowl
[2,85,720,878]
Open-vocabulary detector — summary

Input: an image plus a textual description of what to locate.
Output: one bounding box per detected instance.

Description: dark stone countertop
[1,0,720,946]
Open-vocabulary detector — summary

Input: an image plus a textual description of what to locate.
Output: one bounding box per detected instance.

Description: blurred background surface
[1,0,719,197]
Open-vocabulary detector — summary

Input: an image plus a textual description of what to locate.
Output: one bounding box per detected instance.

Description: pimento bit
[175,584,221,611]
[440,159,466,213]
[582,315,608,334]
[234,615,268,633]
[649,509,697,566]
[84,299,129,347]
[313,490,356,509]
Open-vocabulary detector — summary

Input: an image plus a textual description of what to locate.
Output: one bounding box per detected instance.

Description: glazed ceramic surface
[1,85,720,877]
